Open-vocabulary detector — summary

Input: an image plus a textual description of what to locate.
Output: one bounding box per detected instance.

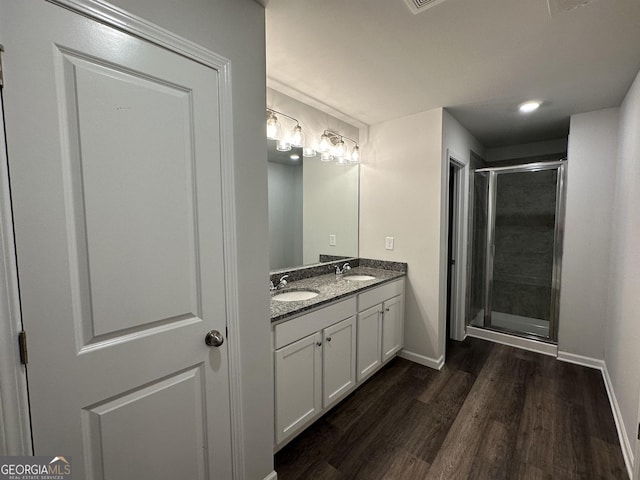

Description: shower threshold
[471,310,550,339]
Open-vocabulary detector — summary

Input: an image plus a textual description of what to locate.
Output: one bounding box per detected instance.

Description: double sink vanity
[270,258,407,449]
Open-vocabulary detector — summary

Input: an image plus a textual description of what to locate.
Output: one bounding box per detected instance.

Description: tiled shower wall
[492,169,557,321]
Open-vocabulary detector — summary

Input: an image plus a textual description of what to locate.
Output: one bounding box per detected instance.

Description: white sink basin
[272,290,319,302]
[344,274,376,281]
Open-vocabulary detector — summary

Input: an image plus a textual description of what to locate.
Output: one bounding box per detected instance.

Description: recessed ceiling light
[519,101,542,113]
[290,154,300,160]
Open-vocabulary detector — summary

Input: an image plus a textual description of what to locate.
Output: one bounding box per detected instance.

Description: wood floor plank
[381,449,431,479]
[274,338,628,480]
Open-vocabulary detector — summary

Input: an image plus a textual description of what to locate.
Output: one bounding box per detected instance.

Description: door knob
[205,330,224,347]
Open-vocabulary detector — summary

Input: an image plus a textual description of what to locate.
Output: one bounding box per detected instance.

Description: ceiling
[265,0,640,148]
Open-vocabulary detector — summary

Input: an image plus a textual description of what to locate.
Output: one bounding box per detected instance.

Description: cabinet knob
[326,337,332,342]
[316,341,322,347]
[385,307,390,312]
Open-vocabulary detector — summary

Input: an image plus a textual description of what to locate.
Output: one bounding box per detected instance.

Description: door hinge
[637,422,640,441]
[0,44,4,88]
[18,330,28,365]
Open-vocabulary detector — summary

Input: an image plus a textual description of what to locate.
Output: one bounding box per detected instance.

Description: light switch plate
[385,237,394,250]
[329,234,337,246]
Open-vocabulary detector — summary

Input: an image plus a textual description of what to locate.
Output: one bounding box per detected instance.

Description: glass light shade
[266,114,281,140]
[302,146,317,157]
[276,137,291,152]
[291,124,305,148]
[336,156,346,166]
[320,152,333,162]
[334,139,346,158]
[318,134,331,153]
[350,145,360,163]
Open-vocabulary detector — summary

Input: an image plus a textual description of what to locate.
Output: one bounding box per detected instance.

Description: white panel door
[274,333,322,445]
[1,1,232,478]
[382,295,404,362]
[356,305,382,382]
[322,316,356,408]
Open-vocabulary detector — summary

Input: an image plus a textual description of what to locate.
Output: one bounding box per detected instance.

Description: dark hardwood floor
[274,337,628,479]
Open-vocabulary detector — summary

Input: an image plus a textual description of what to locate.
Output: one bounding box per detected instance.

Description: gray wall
[268,162,303,269]
[105,1,273,477]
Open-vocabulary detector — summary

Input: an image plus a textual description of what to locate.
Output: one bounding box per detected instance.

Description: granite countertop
[270,266,406,323]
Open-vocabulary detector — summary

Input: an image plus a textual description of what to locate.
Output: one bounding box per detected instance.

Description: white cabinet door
[274,332,322,445]
[1,1,233,477]
[382,295,404,362]
[322,316,357,408]
[357,305,382,382]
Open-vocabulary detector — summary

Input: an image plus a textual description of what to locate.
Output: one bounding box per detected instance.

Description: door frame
[446,150,467,342]
[0,0,246,475]
[0,82,32,456]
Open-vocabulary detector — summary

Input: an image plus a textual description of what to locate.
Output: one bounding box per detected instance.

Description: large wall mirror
[268,88,360,271]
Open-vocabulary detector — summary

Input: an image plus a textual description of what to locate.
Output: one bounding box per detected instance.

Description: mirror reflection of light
[290,154,300,160]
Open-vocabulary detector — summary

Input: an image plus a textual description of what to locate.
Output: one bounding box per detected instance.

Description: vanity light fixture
[317,129,361,165]
[519,100,542,113]
[266,110,281,140]
[267,108,316,155]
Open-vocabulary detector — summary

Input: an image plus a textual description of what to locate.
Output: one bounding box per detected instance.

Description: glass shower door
[468,161,566,343]
[488,169,558,339]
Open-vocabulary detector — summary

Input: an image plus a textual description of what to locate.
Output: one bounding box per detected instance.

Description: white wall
[605,69,640,473]
[106,1,273,478]
[360,108,444,366]
[558,108,619,359]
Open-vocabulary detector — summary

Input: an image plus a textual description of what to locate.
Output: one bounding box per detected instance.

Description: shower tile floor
[274,337,627,479]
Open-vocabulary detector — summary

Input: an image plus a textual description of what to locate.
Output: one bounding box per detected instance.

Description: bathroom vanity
[270,260,406,450]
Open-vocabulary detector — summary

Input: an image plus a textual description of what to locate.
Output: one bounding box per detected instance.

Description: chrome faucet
[270,275,289,291]
[335,263,351,275]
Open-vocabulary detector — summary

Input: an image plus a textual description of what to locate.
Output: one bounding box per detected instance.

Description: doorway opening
[446,157,464,355]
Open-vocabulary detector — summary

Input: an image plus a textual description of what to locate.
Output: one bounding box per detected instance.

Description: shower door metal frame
[473,160,567,343]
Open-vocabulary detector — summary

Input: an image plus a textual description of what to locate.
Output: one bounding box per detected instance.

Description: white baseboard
[601,363,634,479]
[263,471,277,480]
[466,326,558,357]
[399,349,444,370]
[557,351,634,479]
[556,351,605,370]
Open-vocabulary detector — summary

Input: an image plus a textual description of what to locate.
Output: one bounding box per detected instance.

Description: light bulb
[519,101,541,113]
[334,139,346,158]
[318,134,331,153]
[350,145,360,163]
[320,152,333,162]
[266,112,281,140]
[291,124,305,148]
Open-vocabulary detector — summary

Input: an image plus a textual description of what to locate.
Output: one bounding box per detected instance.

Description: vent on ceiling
[403,0,449,15]
[547,0,601,17]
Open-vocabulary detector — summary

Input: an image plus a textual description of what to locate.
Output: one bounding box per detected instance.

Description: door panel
[323,316,356,408]
[1,1,231,478]
[84,367,207,480]
[274,333,322,445]
[357,305,382,381]
[382,295,403,362]
[59,48,202,346]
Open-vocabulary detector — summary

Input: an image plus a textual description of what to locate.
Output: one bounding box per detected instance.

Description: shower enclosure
[467,161,566,343]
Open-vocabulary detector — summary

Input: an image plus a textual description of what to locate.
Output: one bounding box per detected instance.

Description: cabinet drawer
[274,297,357,350]
[357,278,404,312]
